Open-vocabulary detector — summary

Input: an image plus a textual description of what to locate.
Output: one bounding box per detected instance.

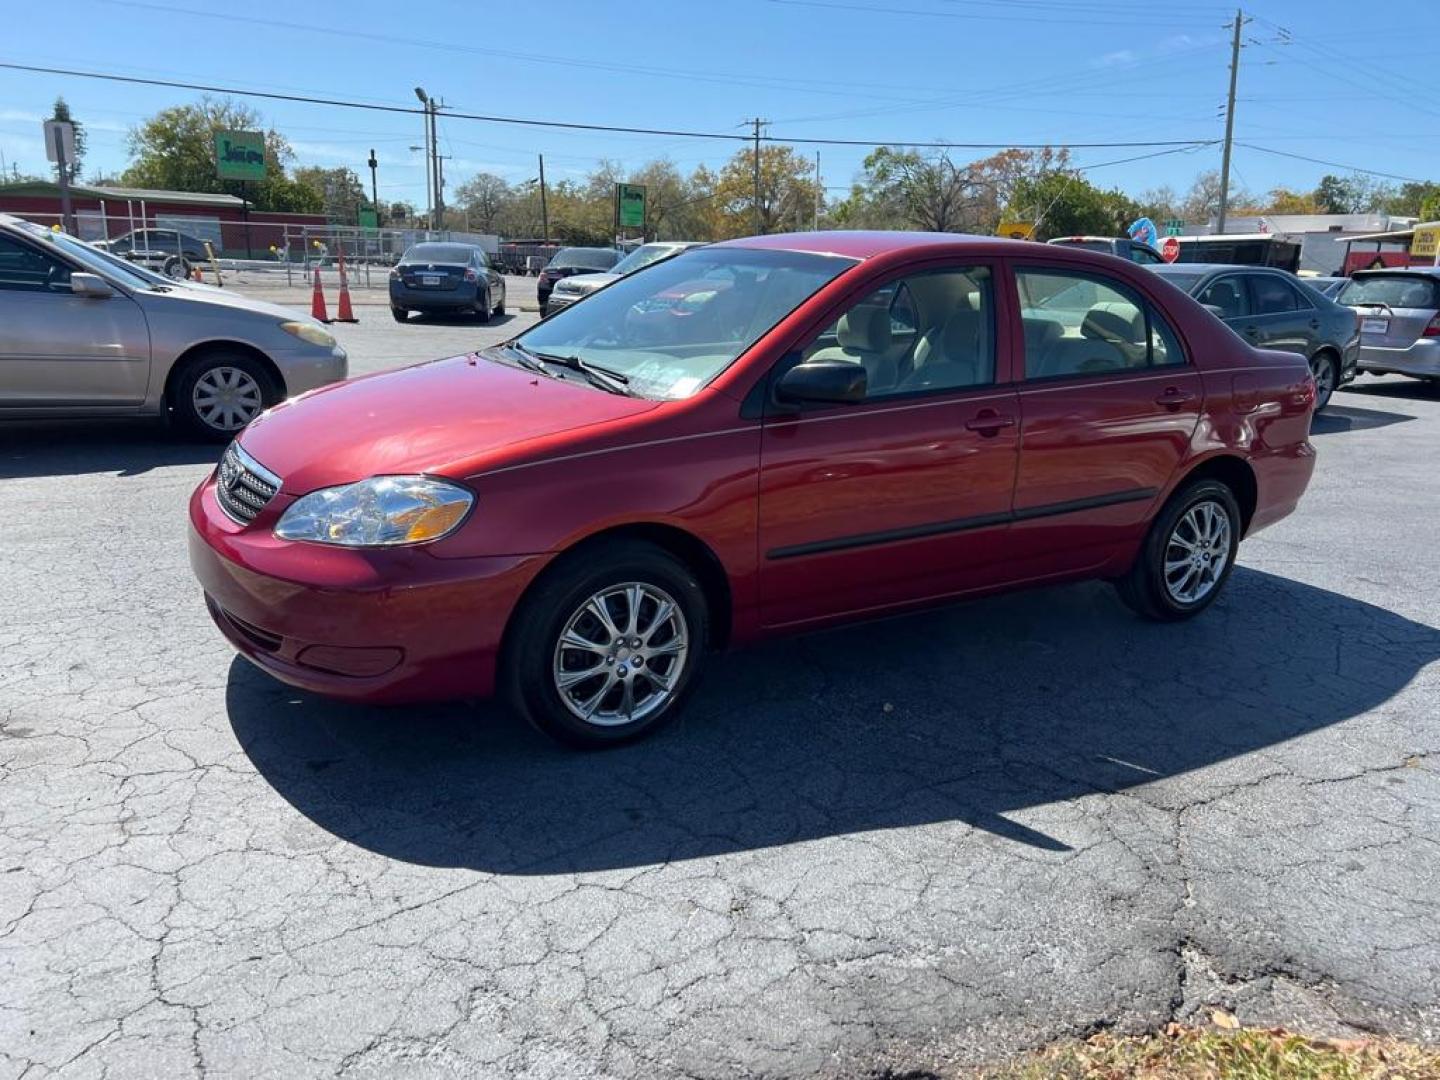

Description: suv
[1048,236,1165,265]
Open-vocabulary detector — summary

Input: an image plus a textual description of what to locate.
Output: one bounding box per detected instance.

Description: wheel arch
[1176,453,1258,536]
[163,341,287,409]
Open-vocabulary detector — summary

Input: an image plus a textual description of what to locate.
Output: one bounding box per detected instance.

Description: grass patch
[975,1017,1440,1079]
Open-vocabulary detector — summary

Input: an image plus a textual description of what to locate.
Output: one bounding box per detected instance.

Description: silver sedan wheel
[192,366,264,432]
[1309,353,1336,406]
[1163,499,1232,605]
[553,582,689,727]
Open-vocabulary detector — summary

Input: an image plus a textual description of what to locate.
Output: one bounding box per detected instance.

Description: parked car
[1148,263,1358,410]
[537,246,621,314]
[95,228,211,279]
[1048,235,1165,264]
[189,232,1316,748]
[0,213,346,440]
[389,242,506,322]
[1302,275,1348,299]
[545,241,705,314]
[1335,268,1440,384]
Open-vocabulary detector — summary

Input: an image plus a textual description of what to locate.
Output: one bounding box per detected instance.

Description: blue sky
[1,0,1434,214]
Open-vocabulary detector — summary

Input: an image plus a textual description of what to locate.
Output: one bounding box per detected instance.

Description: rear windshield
[403,244,474,264]
[551,247,620,270]
[1149,268,1205,292]
[1339,274,1440,309]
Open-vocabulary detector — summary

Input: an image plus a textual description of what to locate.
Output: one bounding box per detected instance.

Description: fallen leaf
[1210,1008,1239,1030]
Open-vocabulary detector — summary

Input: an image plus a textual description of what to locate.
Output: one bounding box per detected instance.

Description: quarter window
[1016,268,1184,378]
[796,267,995,399]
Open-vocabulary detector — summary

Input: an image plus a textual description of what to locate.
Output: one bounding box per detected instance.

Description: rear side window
[1250,274,1304,314]
[1016,268,1184,379]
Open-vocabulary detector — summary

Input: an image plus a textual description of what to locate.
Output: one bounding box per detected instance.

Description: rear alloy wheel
[174,353,277,441]
[1115,479,1241,622]
[1309,351,1337,411]
[506,542,709,748]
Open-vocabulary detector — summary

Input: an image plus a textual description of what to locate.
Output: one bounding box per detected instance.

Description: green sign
[1164,218,1185,236]
[616,183,646,229]
[214,130,267,182]
[358,208,379,229]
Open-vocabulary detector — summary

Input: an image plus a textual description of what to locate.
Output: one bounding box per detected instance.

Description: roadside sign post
[215,130,265,259]
[1413,225,1440,268]
[43,119,77,235]
[615,183,646,241]
[996,220,1036,241]
[1161,236,1181,263]
[1164,218,1184,236]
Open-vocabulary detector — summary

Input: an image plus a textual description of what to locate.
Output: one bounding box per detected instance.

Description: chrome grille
[215,442,281,525]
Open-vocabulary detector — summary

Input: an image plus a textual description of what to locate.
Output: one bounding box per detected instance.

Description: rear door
[1006,261,1202,576]
[1242,272,1314,356]
[0,233,151,408]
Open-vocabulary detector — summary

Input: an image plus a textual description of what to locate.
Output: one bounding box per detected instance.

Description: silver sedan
[0,214,347,440]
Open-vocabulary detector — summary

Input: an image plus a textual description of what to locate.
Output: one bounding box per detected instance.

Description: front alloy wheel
[553,583,689,725]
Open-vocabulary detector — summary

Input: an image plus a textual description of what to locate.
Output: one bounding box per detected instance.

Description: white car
[545,241,705,314]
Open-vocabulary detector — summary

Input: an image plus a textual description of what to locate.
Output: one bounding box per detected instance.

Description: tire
[475,288,492,324]
[162,255,192,281]
[493,288,506,317]
[171,351,279,442]
[504,541,710,749]
[391,306,408,323]
[1115,479,1241,622]
[1309,350,1338,412]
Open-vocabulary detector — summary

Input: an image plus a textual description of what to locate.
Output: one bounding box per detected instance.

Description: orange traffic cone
[310,268,331,323]
[334,250,358,323]
[191,263,203,282]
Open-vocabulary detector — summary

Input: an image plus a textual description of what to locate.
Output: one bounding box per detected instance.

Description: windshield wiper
[494,341,559,377]
[531,351,635,395]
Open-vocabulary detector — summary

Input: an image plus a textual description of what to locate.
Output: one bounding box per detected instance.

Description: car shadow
[1340,377,1440,403]
[409,312,519,328]
[227,568,1440,873]
[1311,402,1415,435]
[0,419,220,478]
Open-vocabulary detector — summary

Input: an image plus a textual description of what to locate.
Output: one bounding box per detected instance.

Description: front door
[0,234,150,408]
[757,263,1020,630]
[1006,263,1203,575]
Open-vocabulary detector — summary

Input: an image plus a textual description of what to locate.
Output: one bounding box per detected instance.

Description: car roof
[1152,263,1284,274]
[1353,266,1440,278]
[716,230,1043,260]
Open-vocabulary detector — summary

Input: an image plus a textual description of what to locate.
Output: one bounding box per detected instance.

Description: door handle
[965,410,1015,435]
[1154,387,1194,410]
[1243,325,1259,337]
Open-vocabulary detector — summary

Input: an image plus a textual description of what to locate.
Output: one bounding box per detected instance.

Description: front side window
[794,267,994,399]
[1017,268,1183,378]
[512,247,854,400]
[0,235,71,292]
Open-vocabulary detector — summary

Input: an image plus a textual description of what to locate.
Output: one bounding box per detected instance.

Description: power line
[1235,144,1431,185]
[0,61,1218,151]
[766,0,1222,30]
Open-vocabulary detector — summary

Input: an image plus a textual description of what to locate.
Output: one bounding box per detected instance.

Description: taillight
[388,268,400,280]
[464,268,478,283]
[1423,315,1440,338]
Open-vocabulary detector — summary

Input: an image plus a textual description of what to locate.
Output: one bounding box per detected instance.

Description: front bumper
[272,344,348,396]
[545,291,582,313]
[188,478,548,704]
[1357,338,1440,379]
[389,281,481,311]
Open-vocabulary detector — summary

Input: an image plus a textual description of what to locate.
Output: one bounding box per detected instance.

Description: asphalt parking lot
[1,297,1437,1076]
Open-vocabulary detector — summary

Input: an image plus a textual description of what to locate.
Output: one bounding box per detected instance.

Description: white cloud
[1094,49,1136,68]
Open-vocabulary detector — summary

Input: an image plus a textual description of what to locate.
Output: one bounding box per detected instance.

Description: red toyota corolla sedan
[189,233,1317,747]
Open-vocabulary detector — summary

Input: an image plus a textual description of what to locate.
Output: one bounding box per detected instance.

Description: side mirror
[70,273,115,299]
[776,359,867,405]
[1202,303,1228,320]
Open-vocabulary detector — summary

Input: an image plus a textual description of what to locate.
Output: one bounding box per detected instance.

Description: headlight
[274,476,473,546]
[279,321,337,349]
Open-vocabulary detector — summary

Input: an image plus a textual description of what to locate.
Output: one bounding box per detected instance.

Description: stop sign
[1161,236,1181,263]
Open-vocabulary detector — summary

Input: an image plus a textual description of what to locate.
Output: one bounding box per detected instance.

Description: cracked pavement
[2,325,1437,1077]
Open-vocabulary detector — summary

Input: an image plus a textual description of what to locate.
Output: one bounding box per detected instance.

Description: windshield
[611,244,687,276]
[403,243,474,264]
[1339,274,1440,310]
[551,247,620,271]
[84,243,177,286]
[511,246,855,400]
[27,228,160,291]
[1149,268,1205,292]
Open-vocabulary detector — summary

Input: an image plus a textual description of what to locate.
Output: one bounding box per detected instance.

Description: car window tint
[798,267,995,400]
[0,235,71,292]
[1017,268,1172,378]
[1130,247,1162,264]
[1196,276,1249,318]
[1339,274,1440,310]
[1251,274,1299,315]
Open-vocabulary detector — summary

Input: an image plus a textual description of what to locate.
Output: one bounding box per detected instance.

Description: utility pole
[429,102,445,231]
[414,88,433,231]
[436,154,451,231]
[1216,8,1246,235]
[814,151,821,231]
[750,117,767,234]
[367,149,379,225]
[538,154,550,244]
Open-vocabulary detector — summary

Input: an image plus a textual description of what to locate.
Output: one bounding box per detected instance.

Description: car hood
[555,272,620,294]
[134,282,311,323]
[236,352,659,492]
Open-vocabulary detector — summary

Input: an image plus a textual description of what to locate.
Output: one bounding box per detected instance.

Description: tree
[1179,170,1251,227]
[1313,173,1393,215]
[122,97,320,213]
[1134,185,1180,222]
[1383,181,1440,218]
[851,147,982,232]
[1009,170,1135,240]
[453,172,512,233]
[47,97,85,182]
[1264,187,1321,214]
[711,144,820,237]
[293,166,369,224]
